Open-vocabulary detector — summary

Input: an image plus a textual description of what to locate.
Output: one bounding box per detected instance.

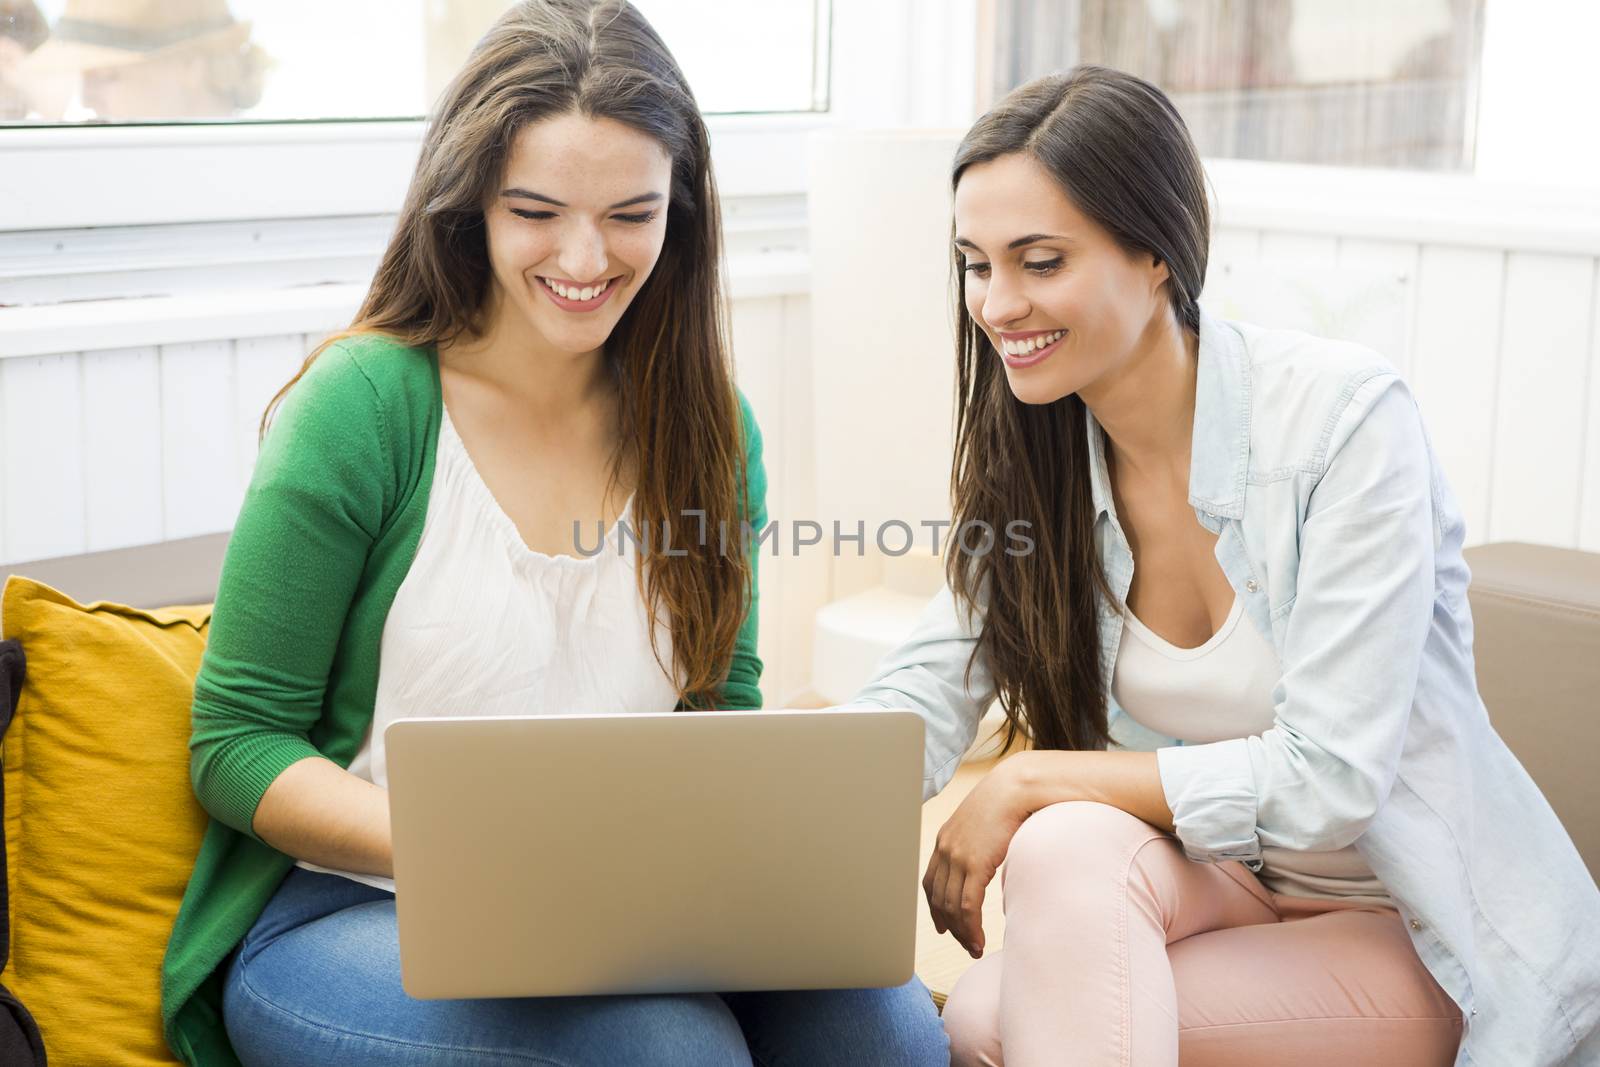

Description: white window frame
[0,0,978,360]
[0,0,983,233]
[0,112,840,233]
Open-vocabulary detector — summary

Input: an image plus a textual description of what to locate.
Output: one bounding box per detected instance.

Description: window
[988,0,1484,172]
[0,0,830,125]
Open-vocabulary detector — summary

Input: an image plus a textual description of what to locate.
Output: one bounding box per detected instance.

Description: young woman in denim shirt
[850,65,1600,1067]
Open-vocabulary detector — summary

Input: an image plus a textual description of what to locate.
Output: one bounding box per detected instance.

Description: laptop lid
[386,707,924,999]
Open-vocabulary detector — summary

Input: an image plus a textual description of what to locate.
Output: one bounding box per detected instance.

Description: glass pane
[991,0,1485,173]
[0,0,827,125]
[631,0,827,114]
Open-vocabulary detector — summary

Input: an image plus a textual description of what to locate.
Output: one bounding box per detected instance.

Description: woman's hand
[923,757,1035,959]
[923,749,1173,957]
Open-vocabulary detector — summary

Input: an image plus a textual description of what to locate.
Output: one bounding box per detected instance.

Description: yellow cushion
[1,576,211,1067]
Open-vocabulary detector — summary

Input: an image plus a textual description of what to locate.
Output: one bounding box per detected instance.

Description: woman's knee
[818,980,948,1067]
[942,954,1004,1067]
[866,979,950,1066]
[728,978,946,1066]
[620,994,752,1066]
[1004,800,1163,889]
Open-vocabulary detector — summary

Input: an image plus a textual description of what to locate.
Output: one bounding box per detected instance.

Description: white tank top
[1113,595,1393,906]
[300,404,683,892]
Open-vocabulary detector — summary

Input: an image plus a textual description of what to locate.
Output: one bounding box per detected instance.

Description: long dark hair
[263,0,750,708]
[949,65,1210,751]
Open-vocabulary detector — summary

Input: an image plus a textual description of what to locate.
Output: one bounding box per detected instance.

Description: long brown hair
[948,66,1210,752]
[262,0,751,708]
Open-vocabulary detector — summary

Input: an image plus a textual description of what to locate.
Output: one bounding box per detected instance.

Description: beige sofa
[1456,543,1600,881]
[4,536,1597,1015]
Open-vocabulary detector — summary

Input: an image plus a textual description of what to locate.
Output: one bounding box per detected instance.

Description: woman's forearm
[1009,749,1175,833]
[251,756,394,877]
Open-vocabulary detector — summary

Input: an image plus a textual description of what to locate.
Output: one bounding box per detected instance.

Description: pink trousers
[942,801,1463,1066]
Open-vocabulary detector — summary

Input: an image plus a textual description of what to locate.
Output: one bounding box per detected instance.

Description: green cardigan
[158,334,767,1066]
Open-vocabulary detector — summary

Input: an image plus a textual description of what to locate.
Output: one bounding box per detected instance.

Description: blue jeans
[223,868,949,1066]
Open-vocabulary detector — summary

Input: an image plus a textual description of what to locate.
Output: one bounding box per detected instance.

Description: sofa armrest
[1464,541,1600,883]
[1,533,228,613]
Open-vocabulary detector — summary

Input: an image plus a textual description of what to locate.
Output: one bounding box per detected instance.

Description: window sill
[0,113,831,232]
[1208,158,1600,257]
[0,247,810,359]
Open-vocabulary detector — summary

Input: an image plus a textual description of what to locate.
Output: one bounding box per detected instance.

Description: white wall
[730,294,827,706]
[1207,229,1600,551]
[1204,159,1600,552]
[0,285,823,706]
[0,335,306,560]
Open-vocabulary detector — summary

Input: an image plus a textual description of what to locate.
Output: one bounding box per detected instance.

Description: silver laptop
[385,708,924,999]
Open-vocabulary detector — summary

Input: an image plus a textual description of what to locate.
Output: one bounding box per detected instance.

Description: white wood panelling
[160,341,243,542]
[731,296,788,703]
[729,295,824,706]
[1205,228,1414,370]
[1489,254,1597,545]
[1410,246,1506,543]
[1206,227,1261,289]
[773,296,826,707]
[0,362,6,562]
[83,347,164,554]
[1,353,86,562]
[1336,238,1422,378]
[235,335,309,489]
[1259,231,1339,268]
[1202,231,1600,553]
[1583,267,1600,553]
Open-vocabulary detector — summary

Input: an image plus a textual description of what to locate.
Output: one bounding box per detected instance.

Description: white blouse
[300,404,682,892]
[1113,596,1393,907]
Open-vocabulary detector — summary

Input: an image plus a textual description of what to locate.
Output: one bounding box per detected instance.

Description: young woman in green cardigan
[157,3,946,1065]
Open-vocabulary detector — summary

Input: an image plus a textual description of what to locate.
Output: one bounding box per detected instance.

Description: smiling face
[953,152,1172,406]
[482,111,674,356]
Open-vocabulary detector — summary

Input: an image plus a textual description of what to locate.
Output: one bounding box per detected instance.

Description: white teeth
[1003,329,1064,355]
[542,277,613,302]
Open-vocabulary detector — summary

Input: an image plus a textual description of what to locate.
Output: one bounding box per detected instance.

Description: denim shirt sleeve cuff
[1156,739,1264,869]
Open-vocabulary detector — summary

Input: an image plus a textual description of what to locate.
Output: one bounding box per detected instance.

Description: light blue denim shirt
[849,310,1600,1066]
